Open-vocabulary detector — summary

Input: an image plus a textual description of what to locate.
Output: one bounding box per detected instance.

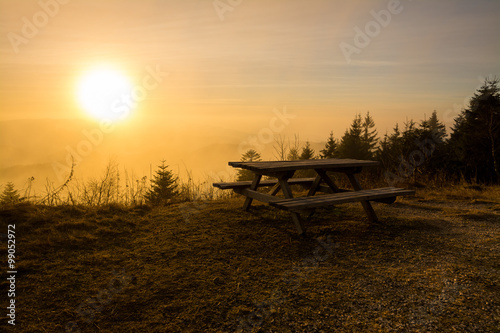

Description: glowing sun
[77,66,134,122]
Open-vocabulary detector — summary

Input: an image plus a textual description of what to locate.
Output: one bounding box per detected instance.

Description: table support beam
[243,174,262,211]
[315,169,341,193]
[347,173,379,223]
[277,171,305,235]
[307,175,323,197]
[268,183,281,196]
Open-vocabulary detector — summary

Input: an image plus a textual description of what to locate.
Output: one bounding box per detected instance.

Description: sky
[0,0,499,189]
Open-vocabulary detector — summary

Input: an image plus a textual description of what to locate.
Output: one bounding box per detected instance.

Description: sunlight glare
[77,66,134,122]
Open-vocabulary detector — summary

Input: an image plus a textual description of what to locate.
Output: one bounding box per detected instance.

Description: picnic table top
[228,158,380,173]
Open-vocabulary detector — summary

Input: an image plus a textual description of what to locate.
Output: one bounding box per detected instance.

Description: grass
[0,185,499,332]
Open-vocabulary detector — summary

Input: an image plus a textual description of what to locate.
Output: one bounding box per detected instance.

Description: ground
[0,185,499,332]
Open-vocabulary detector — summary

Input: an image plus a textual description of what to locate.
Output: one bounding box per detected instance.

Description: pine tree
[145,161,178,205]
[296,141,316,177]
[447,78,500,183]
[237,149,262,181]
[337,113,369,159]
[376,123,403,171]
[361,111,378,158]
[420,110,446,143]
[299,141,315,160]
[320,132,339,158]
[0,182,21,205]
[287,148,300,160]
[413,110,447,181]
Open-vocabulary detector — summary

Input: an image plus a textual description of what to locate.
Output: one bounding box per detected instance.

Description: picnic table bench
[213,158,414,235]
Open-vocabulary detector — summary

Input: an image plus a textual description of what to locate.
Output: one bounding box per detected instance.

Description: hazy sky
[1,0,499,129]
[0,0,499,188]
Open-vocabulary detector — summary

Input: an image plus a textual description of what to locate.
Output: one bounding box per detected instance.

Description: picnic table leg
[307,174,323,196]
[242,174,262,211]
[306,169,342,222]
[278,173,305,235]
[268,183,281,196]
[315,169,341,193]
[346,173,379,223]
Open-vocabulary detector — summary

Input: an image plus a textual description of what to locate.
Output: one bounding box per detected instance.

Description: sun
[77,66,135,122]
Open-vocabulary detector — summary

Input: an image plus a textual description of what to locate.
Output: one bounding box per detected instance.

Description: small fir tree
[0,182,21,205]
[287,147,300,160]
[320,132,339,158]
[237,149,262,181]
[337,113,365,159]
[338,112,379,160]
[297,141,316,177]
[362,111,378,158]
[145,161,178,205]
[299,141,315,160]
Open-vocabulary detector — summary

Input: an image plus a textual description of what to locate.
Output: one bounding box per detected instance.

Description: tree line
[1,78,497,207]
[237,78,500,185]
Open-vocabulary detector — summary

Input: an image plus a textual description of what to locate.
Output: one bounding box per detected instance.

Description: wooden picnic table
[213,158,414,235]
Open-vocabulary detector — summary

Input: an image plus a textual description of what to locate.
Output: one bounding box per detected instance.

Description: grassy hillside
[1,186,499,332]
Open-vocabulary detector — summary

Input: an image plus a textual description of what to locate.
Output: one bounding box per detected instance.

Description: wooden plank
[270,188,415,211]
[229,158,379,173]
[315,186,397,203]
[271,188,414,210]
[213,178,315,190]
[229,160,378,172]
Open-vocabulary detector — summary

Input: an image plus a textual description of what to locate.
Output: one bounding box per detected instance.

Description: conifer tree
[447,77,500,183]
[0,182,21,205]
[320,132,339,158]
[237,149,262,181]
[413,110,447,180]
[420,110,446,143]
[362,111,378,158]
[145,161,178,205]
[287,148,300,160]
[299,141,315,160]
[337,113,370,159]
[376,123,403,171]
[296,141,316,177]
